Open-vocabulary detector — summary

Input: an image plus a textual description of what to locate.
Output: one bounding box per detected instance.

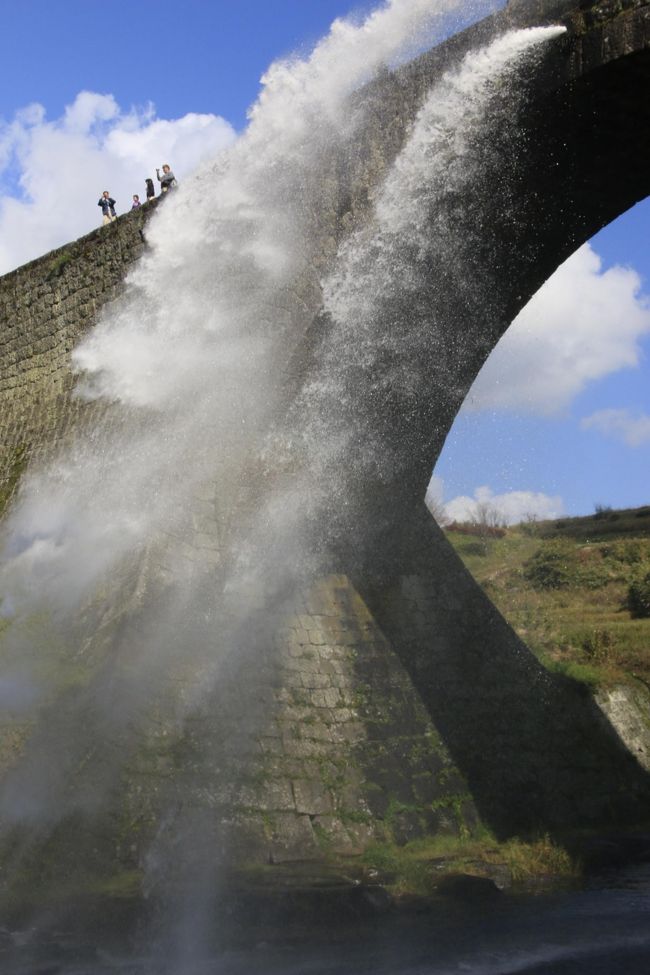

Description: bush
[524,540,576,590]
[601,540,644,566]
[576,627,613,662]
[628,569,650,619]
[574,561,611,590]
[594,503,613,520]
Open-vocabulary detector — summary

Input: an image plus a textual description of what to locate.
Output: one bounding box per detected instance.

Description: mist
[0,1,568,968]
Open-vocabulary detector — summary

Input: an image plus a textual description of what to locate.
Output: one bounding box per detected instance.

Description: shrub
[602,540,644,566]
[627,569,650,619]
[574,561,611,590]
[519,519,540,538]
[524,540,575,590]
[458,541,488,558]
[577,627,613,662]
[593,503,613,520]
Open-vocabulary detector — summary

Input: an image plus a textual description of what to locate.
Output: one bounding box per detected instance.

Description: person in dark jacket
[156,164,177,193]
[98,191,117,225]
[145,177,155,202]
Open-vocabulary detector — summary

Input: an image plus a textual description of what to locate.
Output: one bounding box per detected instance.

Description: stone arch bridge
[0,0,649,894]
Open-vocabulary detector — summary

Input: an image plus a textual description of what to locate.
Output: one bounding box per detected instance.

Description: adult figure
[98,191,117,225]
[156,164,177,193]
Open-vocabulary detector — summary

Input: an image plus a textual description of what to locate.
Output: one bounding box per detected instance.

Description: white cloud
[581,408,650,447]
[443,484,565,525]
[463,243,650,415]
[0,91,237,274]
[63,92,119,133]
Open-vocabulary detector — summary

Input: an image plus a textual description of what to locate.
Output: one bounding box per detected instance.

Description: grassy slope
[346,508,650,896]
[446,505,650,687]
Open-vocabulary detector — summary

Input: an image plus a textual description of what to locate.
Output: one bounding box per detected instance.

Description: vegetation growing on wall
[45,248,74,280]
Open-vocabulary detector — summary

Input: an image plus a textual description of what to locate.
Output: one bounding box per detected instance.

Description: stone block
[341,820,377,852]
[327,722,365,745]
[213,813,271,866]
[258,737,284,756]
[268,813,318,863]
[311,815,358,855]
[300,672,332,690]
[234,778,296,813]
[310,688,341,709]
[292,779,334,815]
[308,629,328,646]
[281,737,336,760]
[300,721,333,741]
[281,655,320,674]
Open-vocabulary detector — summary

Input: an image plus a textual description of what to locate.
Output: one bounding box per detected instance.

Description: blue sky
[0,1,364,130]
[436,199,650,521]
[1,0,648,521]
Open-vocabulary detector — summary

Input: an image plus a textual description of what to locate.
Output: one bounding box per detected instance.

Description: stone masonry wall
[0,204,156,513]
[0,573,482,911]
[1,0,650,913]
[0,206,481,897]
[122,576,478,874]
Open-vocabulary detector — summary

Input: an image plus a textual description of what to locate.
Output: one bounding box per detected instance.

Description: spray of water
[0,0,510,820]
[0,0,567,965]
[288,26,567,574]
[1,0,497,620]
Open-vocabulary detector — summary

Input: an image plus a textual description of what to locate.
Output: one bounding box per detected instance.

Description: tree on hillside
[426,492,450,527]
[425,477,450,527]
[470,500,505,554]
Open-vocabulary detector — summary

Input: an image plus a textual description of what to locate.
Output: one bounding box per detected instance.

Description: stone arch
[0,0,648,884]
[333,0,650,835]
[333,0,650,571]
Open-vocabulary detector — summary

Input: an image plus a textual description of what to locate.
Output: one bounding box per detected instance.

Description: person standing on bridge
[98,191,117,225]
[156,164,177,193]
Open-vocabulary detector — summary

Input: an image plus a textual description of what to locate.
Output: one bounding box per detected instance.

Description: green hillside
[447,506,650,688]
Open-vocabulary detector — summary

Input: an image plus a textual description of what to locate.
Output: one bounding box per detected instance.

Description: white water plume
[0,3,571,966]
[0,16,567,775]
[296,26,567,537]
[0,0,517,841]
[323,26,566,364]
[0,0,500,622]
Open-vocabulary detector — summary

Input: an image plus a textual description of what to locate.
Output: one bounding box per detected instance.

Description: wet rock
[434,873,503,902]
[268,813,318,863]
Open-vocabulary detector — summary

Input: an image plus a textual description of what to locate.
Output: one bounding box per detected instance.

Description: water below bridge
[3,864,650,974]
[1,1,649,971]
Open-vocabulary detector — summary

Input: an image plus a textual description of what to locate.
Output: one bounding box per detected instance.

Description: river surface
[3,863,650,975]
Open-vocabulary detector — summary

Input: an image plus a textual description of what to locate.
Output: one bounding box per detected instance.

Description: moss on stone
[45,249,74,280]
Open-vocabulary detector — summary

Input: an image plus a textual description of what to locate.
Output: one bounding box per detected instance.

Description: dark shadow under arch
[343,17,650,836]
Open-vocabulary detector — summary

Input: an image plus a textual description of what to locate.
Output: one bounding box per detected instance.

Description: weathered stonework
[122,577,478,870]
[0,0,650,918]
[596,684,650,772]
[0,204,156,512]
